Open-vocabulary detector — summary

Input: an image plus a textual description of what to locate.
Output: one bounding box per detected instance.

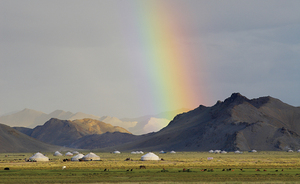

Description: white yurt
[72,151,79,154]
[221,151,227,154]
[138,151,144,154]
[251,150,257,153]
[159,150,166,154]
[297,149,300,153]
[141,152,160,161]
[170,151,176,153]
[65,152,73,156]
[82,152,100,161]
[29,152,49,162]
[234,150,241,154]
[209,150,214,153]
[287,149,293,152]
[113,151,121,154]
[71,154,84,161]
[214,150,221,153]
[53,151,63,156]
[131,151,137,154]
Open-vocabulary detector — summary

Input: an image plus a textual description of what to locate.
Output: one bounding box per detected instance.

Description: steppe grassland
[1,152,300,183]
[1,151,300,170]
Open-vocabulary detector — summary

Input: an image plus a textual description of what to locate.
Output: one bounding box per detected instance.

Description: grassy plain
[0,151,300,183]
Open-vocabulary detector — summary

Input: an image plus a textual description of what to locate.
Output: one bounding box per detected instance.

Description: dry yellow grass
[1,151,300,170]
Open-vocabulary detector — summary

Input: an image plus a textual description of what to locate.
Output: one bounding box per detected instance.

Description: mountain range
[0,108,189,135]
[109,93,300,151]
[1,93,300,152]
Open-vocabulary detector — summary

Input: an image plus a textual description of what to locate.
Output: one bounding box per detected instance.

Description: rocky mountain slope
[113,93,300,151]
[0,123,65,153]
[15,118,131,147]
[69,132,145,149]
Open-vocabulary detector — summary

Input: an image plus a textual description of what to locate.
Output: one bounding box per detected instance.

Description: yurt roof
[113,151,121,154]
[71,154,84,161]
[82,152,100,161]
[65,152,73,156]
[29,152,49,161]
[72,151,79,154]
[141,152,160,161]
[54,151,62,156]
[170,151,176,153]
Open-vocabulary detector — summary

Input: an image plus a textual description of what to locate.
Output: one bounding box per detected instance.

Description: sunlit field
[1,151,300,183]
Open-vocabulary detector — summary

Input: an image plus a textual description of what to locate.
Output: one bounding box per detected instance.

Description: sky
[1,0,300,118]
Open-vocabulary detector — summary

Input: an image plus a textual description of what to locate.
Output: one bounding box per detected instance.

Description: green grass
[1,168,300,183]
[1,151,300,183]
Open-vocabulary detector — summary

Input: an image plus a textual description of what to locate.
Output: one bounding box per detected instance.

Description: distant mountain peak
[226,92,249,103]
[21,108,44,113]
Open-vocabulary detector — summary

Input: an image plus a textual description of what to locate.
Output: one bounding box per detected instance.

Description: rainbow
[120,1,208,113]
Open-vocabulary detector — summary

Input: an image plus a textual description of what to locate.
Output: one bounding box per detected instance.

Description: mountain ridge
[0,123,67,153]
[2,108,189,135]
[109,93,300,151]
[16,118,131,147]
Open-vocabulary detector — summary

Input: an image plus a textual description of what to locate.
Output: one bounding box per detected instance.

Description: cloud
[1,0,300,117]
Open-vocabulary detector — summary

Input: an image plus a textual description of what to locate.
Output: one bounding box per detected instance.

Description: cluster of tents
[28,151,164,162]
[208,150,227,154]
[131,151,144,154]
[208,150,258,154]
[159,150,176,154]
[54,151,100,161]
[28,151,100,162]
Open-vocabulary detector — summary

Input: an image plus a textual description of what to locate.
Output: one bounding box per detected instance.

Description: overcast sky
[1,0,300,118]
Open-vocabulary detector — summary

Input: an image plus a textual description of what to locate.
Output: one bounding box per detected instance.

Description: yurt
[170,151,176,154]
[53,151,63,156]
[138,151,144,154]
[131,151,137,154]
[141,152,160,161]
[113,151,121,154]
[234,150,241,154]
[159,150,166,154]
[208,150,214,153]
[71,154,84,161]
[72,151,79,154]
[221,151,227,154]
[214,150,221,153]
[29,152,49,162]
[287,149,293,152]
[82,152,100,161]
[65,152,73,156]
[297,150,300,153]
[251,150,257,153]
